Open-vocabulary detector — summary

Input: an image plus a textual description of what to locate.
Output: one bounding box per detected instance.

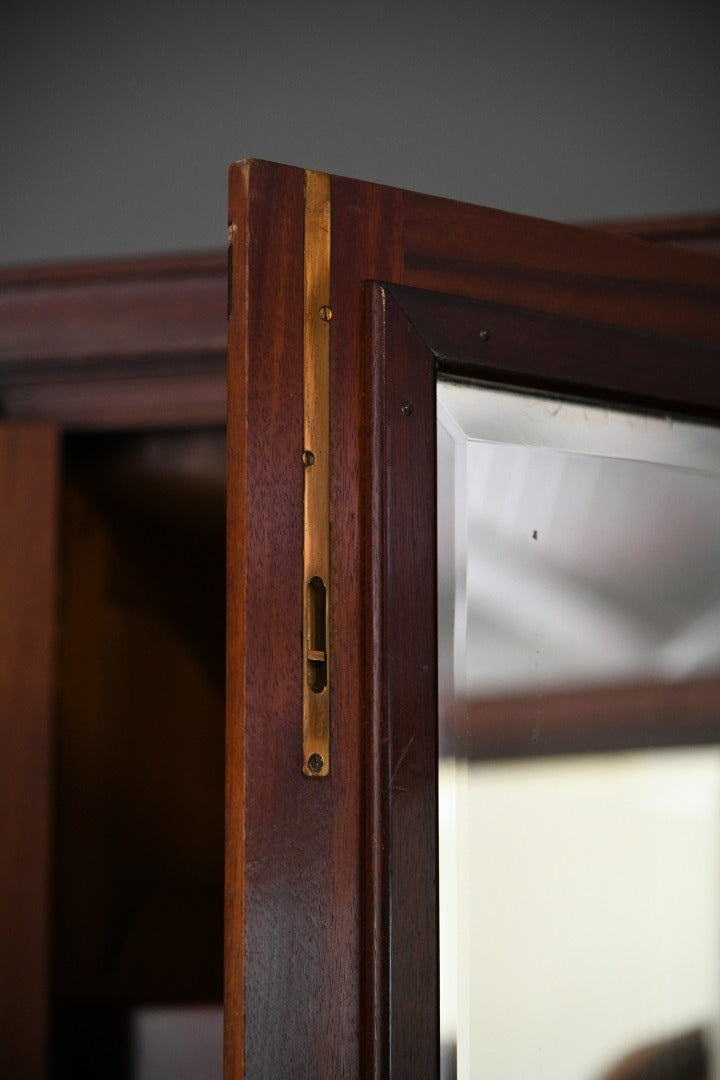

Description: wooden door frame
[226,159,720,1078]
[369,280,720,1076]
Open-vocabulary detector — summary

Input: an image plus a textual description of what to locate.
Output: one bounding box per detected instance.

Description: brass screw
[319,305,333,322]
[401,401,413,416]
[308,753,325,774]
[479,328,491,341]
[302,450,315,466]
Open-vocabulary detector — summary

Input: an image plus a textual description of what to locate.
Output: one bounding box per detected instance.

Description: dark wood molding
[366,285,439,1079]
[387,282,720,419]
[0,252,227,429]
[0,251,227,364]
[0,354,227,430]
[328,174,405,1080]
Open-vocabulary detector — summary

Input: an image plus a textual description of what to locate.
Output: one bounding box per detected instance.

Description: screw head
[302,450,315,466]
[319,305,333,322]
[479,328,491,341]
[307,753,325,774]
[401,401,413,416]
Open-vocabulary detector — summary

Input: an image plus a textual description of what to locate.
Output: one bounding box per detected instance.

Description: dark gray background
[2,0,719,267]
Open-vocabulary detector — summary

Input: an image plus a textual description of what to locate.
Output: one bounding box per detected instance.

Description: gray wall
[2,0,719,267]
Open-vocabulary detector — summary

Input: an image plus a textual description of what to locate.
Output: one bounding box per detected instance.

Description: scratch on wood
[391,733,416,786]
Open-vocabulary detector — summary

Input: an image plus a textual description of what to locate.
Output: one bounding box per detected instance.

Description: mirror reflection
[437,382,720,1080]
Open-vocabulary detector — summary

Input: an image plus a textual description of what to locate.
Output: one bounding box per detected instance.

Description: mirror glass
[437,381,720,1080]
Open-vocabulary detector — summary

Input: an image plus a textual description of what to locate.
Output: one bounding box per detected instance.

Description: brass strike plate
[302,170,331,777]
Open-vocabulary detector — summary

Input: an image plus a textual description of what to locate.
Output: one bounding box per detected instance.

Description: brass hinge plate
[302,170,331,777]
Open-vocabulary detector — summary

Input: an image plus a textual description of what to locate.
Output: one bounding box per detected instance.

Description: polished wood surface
[226,162,408,1079]
[330,175,404,1080]
[225,160,306,1080]
[227,160,720,1079]
[366,285,438,1078]
[0,423,59,1078]
[401,192,720,339]
[388,282,720,419]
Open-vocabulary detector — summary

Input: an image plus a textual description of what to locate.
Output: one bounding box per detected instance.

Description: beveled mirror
[438,381,720,1079]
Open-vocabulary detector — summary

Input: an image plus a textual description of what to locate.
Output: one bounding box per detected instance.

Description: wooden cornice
[0,252,227,429]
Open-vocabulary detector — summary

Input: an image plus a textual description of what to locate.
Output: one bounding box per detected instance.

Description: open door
[226,160,720,1079]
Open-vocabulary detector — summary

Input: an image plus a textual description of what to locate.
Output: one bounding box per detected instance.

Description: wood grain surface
[225,160,307,1080]
[388,282,720,419]
[366,285,439,1079]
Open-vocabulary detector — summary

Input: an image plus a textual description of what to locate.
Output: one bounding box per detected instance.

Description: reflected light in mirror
[437,381,720,1080]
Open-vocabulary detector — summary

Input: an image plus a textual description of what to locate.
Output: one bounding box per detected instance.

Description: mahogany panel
[226,160,323,1079]
[401,189,720,341]
[0,423,59,1078]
